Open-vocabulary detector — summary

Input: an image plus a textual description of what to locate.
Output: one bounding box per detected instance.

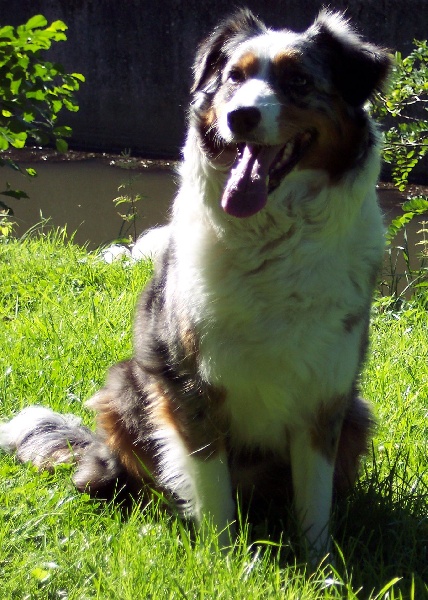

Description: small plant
[0,209,14,237]
[416,219,428,257]
[113,175,144,244]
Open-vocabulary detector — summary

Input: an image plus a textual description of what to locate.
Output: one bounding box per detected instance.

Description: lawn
[0,229,426,599]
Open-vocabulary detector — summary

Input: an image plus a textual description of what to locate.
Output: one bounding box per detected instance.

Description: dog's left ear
[311,12,392,106]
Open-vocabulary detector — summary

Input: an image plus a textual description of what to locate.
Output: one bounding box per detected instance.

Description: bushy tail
[0,405,127,498]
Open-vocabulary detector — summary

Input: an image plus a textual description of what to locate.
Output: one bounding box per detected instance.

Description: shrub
[0,14,84,207]
[375,40,428,192]
[373,41,428,302]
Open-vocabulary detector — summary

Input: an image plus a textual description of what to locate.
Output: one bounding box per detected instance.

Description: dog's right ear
[310,11,392,106]
[191,9,266,94]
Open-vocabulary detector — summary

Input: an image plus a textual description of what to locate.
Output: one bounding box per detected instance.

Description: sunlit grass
[0,230,426,599]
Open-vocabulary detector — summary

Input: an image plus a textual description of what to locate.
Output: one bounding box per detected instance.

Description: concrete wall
[1,0,427,158]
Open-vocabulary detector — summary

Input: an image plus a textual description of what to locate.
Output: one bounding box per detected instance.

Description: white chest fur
[170,148,384,449]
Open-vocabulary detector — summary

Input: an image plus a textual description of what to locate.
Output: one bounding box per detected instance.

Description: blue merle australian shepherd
[0,10,391,562]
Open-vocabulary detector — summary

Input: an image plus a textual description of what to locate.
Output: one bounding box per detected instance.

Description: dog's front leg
[156,424,235,548]
[191,450,236,548]
[290,422,341,565]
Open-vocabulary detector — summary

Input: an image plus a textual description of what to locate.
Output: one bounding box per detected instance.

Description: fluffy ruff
[0,10,391,562]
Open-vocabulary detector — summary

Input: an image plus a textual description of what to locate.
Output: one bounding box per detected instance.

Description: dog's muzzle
[221,111,315,218]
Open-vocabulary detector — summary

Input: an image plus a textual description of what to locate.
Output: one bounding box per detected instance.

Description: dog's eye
[228,68,245,83]
[279,73,311,95]
[289,75,308,87]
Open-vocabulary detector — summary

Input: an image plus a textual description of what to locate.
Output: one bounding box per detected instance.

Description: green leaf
[71,72,85,82]
[0,136,9,150]
[63,98,79,112]
[25,15,48,30]
[48,20,68,33]
[402,197,428,213]
[10,77,22,94]
[26,89,46,101]
[53,125,72,137]
[15,55,29,70]
[22,112,35,123]
[51,99,63,113]
[55,137,68,153]
[11,131,27,148]
[114,196,131,206]
[0,25,14,39]
[386,212,415,243]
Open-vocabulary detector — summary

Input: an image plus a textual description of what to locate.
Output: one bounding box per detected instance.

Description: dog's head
[190,9,391,218]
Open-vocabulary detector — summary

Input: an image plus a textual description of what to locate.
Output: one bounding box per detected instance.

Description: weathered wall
[1,1,427,157]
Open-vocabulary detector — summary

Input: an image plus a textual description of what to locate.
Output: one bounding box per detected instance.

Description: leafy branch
[0,14,84,204]
[373,40,428,192]
[372,41,428,303]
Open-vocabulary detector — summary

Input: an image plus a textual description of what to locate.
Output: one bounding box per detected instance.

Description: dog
[0,9,391,562]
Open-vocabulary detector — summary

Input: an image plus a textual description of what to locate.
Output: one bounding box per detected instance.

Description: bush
[0,14,84,205]
[375,40,428,191]
[373,41,428,302]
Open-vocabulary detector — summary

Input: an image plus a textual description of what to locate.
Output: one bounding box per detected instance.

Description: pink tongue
[221,145,280,218]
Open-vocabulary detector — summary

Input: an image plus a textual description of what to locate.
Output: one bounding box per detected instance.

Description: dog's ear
[191,9,266,94]
[311,11,392,106]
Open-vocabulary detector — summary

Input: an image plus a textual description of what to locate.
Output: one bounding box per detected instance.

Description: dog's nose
[227,107,261,135]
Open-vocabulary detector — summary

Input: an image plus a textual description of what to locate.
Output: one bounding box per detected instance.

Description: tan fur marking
[272,50,365,179]
[199,106,238,162]
[310,397,346,463]
[180,326,199,358]
[201,107,216,130]
[272,50,301,69]
[278,99,367,179]
[93,392,156,480]
[236,52,260,78]
[149,381,178,431]
[148,323,227,461]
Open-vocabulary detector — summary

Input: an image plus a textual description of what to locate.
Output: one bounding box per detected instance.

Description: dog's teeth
[282,143,293,160]
[275,143,293,170]
[277,156,288,170]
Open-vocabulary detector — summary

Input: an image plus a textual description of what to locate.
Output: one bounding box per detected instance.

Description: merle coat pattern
[0,10,391,562]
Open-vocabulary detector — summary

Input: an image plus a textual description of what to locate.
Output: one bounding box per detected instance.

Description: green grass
[0,229,427,599]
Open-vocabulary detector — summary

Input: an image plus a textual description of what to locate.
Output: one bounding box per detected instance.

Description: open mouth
[221,131,315,218]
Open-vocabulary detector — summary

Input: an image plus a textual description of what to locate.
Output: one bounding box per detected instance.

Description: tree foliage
[372,41,428,250]
[373,42,428,301]
[0,14,84,202]
[374,40,428,192]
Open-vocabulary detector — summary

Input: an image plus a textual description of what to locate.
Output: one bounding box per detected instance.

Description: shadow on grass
[216,447,428,598]
[42,447,428,598]
[332,449,428,598]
